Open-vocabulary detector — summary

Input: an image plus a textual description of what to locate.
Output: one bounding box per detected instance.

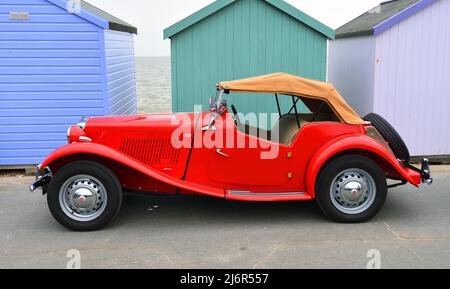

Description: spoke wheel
[47,161,122,231]
[330,169,376,215]
[59,175,108,222]
[316,155,387,223]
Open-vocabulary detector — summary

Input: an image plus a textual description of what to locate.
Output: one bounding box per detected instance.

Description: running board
[226,190,312,202]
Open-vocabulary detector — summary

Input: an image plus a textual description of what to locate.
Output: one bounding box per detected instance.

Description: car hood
[82,113,198,144]
[86,113,197,128]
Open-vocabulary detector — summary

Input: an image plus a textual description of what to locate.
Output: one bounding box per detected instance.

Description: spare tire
[364,113,410,164]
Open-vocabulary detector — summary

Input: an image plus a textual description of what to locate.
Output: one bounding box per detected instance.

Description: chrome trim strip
[229,190,305,197]
[79,136,92,143]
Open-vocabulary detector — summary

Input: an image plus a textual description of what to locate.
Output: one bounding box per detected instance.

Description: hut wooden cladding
[0,0,138,166]
[164,0,334,116]
[329,0,449,156]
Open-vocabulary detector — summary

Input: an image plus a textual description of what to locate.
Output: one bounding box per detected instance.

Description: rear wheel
[316,155,387,223]
[47,161,123,231]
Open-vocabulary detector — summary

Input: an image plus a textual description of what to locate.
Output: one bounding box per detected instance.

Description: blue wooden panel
[2,0,53,4]
[109,86,135,105]
[107,74,135,92]
[105,61,135,74]
[0,14,86,23]
[0,66,102,75]
[0,91,103,101]
[102,40,134,49]
[0,157,53,165]
[0,149,55,158]
[0,58,101,66]
[109,88,136,112]
[104,67,134,83]
[0,40,100,49]
[0,5,65,14]
[105,55,135,66]
[0,32,100,41]
[0,133,67,141]
[0,0,109,165]
[0,74,102,83]
[104,30,137,116]
[0,83,102,92]
[1,23,99,32]
[105,48,134,58]
[109,96,135,116]
[0,108,104,117]
[0,116,83,125]
[0,49,100,58]
[0,141,66,150]
[0,124,71,133]
[0,100,103,109]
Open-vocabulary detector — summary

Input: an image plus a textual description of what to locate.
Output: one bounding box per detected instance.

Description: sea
[135,57,172,114]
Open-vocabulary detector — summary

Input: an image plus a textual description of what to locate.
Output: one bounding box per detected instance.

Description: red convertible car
[31,73,432,231]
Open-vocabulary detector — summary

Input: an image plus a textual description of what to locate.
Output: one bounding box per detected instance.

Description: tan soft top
[218,73,363,125]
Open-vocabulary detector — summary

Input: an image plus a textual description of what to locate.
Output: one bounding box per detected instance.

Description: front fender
[41,143,225,198]
[305,134,421,198]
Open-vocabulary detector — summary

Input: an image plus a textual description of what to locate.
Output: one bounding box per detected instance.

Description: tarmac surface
[0,167,449,269]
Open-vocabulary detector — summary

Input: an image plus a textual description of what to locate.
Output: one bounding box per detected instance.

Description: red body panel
[41,143,225,198]
[186,112,363,195]
[83,114,195,179]
[40,110,421,201]
[305,135,421,198]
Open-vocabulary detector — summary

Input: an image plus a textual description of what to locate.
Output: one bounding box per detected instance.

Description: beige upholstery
[236,114,308,145]
[236,123,270,140]
[272,115,308,145]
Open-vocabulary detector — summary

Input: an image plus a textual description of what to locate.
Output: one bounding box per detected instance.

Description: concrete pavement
[0,169,449,269]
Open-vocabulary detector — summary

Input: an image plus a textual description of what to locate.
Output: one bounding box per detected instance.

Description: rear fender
[306,135,420,198]
[41,143,225,198]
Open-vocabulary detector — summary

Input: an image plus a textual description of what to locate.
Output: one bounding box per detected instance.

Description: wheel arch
[305,135,417,198]
[41,143,224,197]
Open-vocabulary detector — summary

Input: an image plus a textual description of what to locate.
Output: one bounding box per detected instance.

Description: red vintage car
[30,73,432,231]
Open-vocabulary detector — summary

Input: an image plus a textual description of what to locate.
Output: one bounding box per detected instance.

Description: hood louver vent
[120,138,180,166]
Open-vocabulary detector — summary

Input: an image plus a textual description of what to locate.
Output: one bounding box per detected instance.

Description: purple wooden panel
[373,0,437,36]
[374,0,450,156]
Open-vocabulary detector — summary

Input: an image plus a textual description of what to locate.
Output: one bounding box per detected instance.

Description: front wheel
[316,155,387,223]
[47,161,123,231]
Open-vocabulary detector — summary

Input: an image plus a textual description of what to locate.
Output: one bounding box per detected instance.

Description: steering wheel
[231,105,241,126]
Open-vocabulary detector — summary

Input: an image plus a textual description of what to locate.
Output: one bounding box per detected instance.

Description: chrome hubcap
[59,175,107,222]
[330,169,376,215]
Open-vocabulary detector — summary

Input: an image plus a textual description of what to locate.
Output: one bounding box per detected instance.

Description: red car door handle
[216,149,230,157]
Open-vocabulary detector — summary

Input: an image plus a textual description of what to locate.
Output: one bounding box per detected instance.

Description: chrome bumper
[421,158,433,185]
[29,166,53,192]
[408,158,433,185]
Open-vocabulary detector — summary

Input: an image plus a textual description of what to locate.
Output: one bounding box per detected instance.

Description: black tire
[47,161,123,231]
[316,155,387,223]
[364,113,410,164]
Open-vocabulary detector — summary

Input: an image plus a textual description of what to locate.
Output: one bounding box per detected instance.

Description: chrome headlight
[77,116,89,130]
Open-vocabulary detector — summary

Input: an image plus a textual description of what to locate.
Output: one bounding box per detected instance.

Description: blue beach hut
[0,0,138,166]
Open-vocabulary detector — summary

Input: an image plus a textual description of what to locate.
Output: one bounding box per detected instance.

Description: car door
[205,112,300,192]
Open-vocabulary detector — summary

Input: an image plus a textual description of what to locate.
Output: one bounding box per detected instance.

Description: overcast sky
[86,0,383,56]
